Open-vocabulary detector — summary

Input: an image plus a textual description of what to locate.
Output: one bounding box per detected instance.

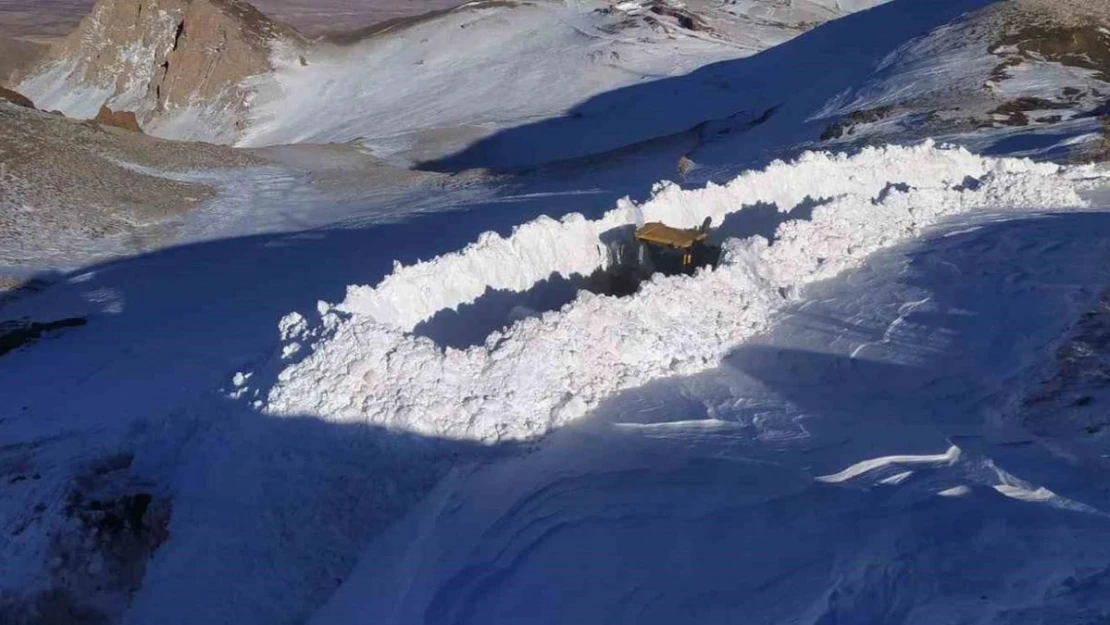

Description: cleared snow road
[312,210,1110,625]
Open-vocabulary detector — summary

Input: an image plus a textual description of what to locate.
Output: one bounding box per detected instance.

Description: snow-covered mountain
[19,0,888,150]
[7,0,1110,624]
[19,0,1110,170]
[810,0,1110,160]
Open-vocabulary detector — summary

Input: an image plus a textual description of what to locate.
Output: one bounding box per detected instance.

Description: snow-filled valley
[7,0,1110,624]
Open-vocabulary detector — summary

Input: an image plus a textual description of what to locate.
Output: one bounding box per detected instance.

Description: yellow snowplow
[632,218,718,275]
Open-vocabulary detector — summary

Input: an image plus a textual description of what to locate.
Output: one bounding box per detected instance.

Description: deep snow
[0,120,698,625]
[311,205,1110,624]
[262,143,1093,443]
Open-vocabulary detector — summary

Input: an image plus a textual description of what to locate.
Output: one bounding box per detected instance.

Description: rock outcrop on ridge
[17,0,304,142]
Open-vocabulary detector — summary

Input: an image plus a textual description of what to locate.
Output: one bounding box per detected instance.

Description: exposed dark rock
[1,451,173,624]
[648,1,708,32]
[94,105,143,133]
[0,317,87,357]
[990,23,1110,83]
[987,96,1071,127]
[0,85,34,109]
[820,105,895,141]
[0,588,110,625]
[1021,288,1110,436]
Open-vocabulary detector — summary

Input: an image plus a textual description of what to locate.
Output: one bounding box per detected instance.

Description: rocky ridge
[17,0,304,143]
[0,36,45,87]
[0,101,262,273]
[0,86,35,109]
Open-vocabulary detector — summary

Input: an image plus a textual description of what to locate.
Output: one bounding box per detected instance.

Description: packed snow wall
[259,143,1090,442]
[339,142,1044,331]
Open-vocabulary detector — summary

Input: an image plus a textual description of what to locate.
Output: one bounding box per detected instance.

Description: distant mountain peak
[17,0,303,142]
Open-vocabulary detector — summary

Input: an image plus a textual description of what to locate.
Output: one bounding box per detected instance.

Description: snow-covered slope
[417,0,998,172]
[7,136,1108,625]
[313,223,1110,622]
[239,1,724,155]
[806,0,1110,161]
[237,0,893,163]
[19,0,1110,169]
[108,144,1107,625]
[424,0,1110,173]
[12,0,1110,624]
[18,0,891,158]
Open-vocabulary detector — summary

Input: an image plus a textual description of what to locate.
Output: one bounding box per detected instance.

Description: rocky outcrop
[0,102,262,269]
[0,85,34,109]
[814,0,1110,161]
[18,0,303,142]
[95,104,143,132]
[0,36,46,86]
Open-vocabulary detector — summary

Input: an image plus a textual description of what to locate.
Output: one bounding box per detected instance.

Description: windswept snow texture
[308,176,1110,625]
[236,0,891,158]
[263,144,1088,443]
[238,2,742,154]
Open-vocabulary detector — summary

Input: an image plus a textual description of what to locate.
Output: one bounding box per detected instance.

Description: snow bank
[343,142,1000,330]
[263,143,1084,442]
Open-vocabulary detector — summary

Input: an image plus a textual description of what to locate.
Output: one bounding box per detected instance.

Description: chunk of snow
[937,485,972,497]
[278,312,309,342]
[816,445,962,484]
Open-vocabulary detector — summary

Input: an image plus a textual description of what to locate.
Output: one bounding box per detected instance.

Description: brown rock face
[0,85,35,108]
[95,104,143,132]
[21,0,302,139]
[0,36,46,86]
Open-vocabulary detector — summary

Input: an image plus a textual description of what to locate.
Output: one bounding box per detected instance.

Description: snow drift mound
[262,143,1086,442]
[341,143,1029,331]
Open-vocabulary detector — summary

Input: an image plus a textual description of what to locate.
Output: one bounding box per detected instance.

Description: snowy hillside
[8,0,1110,624]
[6,138,1110,624]
[243,0,1110,171]
[18,0,890,157]
[239,0,892,161]
[17,0,1110,170]
[237,0,743,158]
[807,0,1110,161]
